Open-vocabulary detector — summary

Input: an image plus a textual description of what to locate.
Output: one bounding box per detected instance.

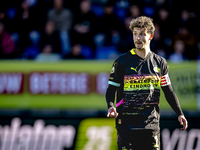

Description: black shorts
[117,129,160,150]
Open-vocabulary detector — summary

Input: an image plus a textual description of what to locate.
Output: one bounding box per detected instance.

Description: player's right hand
[107,107,118,118]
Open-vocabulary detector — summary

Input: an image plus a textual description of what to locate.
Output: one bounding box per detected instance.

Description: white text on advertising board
[0,73,23,94]
[29,72,90,94]
[0,118,76,150]
[162,128,200,150]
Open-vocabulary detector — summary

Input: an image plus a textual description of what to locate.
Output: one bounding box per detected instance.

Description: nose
[136,35,140,39]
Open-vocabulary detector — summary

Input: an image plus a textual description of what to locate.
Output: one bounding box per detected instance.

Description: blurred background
[0,0,200,149]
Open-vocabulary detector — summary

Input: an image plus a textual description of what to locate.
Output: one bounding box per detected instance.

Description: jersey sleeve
[108,58,123,87]
[161,59,171,87]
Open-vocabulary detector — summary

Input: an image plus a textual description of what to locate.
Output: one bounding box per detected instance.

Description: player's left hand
[178,115,188,130]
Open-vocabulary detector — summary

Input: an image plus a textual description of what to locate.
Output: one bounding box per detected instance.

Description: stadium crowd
[0,0,199,61]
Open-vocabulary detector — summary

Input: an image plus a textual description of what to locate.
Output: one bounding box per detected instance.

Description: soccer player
[105,16,188,150]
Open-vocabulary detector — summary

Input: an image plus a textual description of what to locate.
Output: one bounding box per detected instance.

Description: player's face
[133,27,153,50]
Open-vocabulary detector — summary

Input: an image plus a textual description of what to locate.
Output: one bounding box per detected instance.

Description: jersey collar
[130,48,152,55]
[130,49,136,55]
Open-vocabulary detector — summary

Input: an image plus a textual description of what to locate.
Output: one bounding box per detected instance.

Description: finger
[107,107,113,117]
[185,120,188,129]
[107,112,110,117]
[181,119,187,130]
[183,119,188,130]
[179,118,183,125]
[181,123,185,130]
[180,118,184,130]
[114,113,119,118]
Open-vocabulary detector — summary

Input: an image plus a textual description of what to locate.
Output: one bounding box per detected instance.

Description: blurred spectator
[116,0,129,10]
[22,30,40,59]
[47,0,73,55]
[48,0,73,32]
[0,23,16,59]
[70,0,97,57]
[126,4,141,18]
[0,7,13,33]
[14,0,31,48]
[35,44,61,61]
[143,6,155,17]
[156,48,167,59]
[176,10,199,36]
[153,23,161,43]
[0,0,199,60]
[155,8,172,38]
[155,0,173,10]
[14,0,41,54]
[117,17,134,53]
[172,27,198,60]
[180,10,190,27]
[115,0,130,22]
[97,2,122,46]
[40,21,62,54]
[169,40,187,63]
[154,8,173,54]
[155,0,166,8]
[63,43,85,59]
[152,23,167,58]
[116,4,140,53]
[151,23,164,53]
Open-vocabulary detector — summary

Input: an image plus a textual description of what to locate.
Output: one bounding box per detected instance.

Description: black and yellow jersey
[108,49,171,130]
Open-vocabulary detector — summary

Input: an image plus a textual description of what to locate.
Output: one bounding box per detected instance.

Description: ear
[149,34,154,40]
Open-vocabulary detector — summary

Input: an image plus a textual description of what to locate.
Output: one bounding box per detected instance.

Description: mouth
[135,42,142,45]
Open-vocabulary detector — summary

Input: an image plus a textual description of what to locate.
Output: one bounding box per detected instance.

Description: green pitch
[0,60,197,110]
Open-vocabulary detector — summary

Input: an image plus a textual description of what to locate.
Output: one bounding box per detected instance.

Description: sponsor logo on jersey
[111,66,115,73]
[153,66,160,73]
[124,74,160,91]
[131,67,137,72]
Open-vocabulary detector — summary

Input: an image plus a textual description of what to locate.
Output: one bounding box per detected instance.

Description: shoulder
[111,51,130,67]
[150,51,167,65]
[150,52,169,75]
[116,51,130,61]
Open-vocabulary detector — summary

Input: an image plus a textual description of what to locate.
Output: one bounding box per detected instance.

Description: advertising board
[0,110,199,150]
[0,60,198,110]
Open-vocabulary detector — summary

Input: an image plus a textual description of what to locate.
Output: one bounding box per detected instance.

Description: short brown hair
[129,16,155,34]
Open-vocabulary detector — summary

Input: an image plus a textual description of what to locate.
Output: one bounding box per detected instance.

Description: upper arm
[160,59,171,87]
[108,58,123,88]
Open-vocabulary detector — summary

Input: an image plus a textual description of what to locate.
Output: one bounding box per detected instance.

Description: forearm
[162,85,184,116]
[105,85,117,109]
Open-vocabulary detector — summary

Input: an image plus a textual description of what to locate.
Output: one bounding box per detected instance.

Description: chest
[122,58,162,91]
[122,58,162,77]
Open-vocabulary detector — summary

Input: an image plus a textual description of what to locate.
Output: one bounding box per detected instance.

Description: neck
[135,47,150,58]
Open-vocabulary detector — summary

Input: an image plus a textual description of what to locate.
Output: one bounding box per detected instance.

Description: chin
[136,48,144,51]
